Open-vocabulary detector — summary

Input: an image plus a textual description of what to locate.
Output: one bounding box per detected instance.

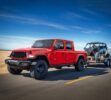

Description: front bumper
[5,59,37,69]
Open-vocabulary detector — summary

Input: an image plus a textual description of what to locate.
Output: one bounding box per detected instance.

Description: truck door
[52,40,66,65]
[65,41,74,64]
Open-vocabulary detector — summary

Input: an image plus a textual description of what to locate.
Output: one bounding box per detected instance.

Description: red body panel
[10,39,87,66]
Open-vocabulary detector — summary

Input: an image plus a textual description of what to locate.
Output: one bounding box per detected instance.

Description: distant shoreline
[0,49,11,51]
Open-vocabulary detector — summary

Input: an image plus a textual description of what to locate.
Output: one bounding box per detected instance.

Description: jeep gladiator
[5,39,87,79]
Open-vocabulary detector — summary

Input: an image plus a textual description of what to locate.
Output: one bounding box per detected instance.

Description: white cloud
[0,13,69,30]
[65,12,88,20]
[0,35,38,50]
[106,42,111,49]
[74,41,86,50]
[70,25,84,30]
[81,30,100,34]
[82,9,98,15]
[107,24,111,27]
[70,25,101,34]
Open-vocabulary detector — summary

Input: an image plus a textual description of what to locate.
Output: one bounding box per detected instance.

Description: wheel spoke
[36,65,45,73]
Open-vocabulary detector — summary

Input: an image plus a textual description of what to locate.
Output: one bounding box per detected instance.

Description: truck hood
[13,48,52,52]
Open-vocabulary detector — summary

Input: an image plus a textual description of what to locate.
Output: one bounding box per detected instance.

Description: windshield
[32,39,54,48]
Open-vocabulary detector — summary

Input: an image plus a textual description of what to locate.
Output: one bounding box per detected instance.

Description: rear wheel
[75,58,85,71]
[30,60,48,80]
[8,65,22,74]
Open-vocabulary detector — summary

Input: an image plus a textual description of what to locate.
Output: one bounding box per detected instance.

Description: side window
[66,42,72,50]
[55,40,64,49]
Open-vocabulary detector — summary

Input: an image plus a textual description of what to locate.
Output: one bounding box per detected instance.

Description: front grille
[11,52,26,58]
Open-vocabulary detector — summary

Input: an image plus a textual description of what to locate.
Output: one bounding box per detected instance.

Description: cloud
[107,24,111,27]
[64,12,88,20]
[70,25,101,34]
[0,13,69,30]
[74,41,86,50]
[82,9,98,15]
[81,30,100,34]
[62,9,98,21]
[70,25,84,30]
[106,41,111,49]
[0,35,38,50]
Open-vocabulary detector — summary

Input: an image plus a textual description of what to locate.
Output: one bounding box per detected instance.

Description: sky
[0,0,111,50]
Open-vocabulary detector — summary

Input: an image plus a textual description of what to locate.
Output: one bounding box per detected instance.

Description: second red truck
[5,39,87,79]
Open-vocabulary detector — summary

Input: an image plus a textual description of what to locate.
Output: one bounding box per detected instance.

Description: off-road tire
[75,58,85,71]
[104,59,111,67]
[32,60,48,80]
[8,65,22,74]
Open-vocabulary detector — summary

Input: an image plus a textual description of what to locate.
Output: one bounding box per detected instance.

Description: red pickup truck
[5,39,87,79]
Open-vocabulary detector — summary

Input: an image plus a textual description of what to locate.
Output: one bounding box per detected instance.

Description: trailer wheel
[104,59,110,67]
[75,58,85,71]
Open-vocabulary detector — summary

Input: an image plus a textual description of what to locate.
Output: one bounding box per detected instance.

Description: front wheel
[7,65,22,74]
[30,60,48,80]
[75,58,85,71]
